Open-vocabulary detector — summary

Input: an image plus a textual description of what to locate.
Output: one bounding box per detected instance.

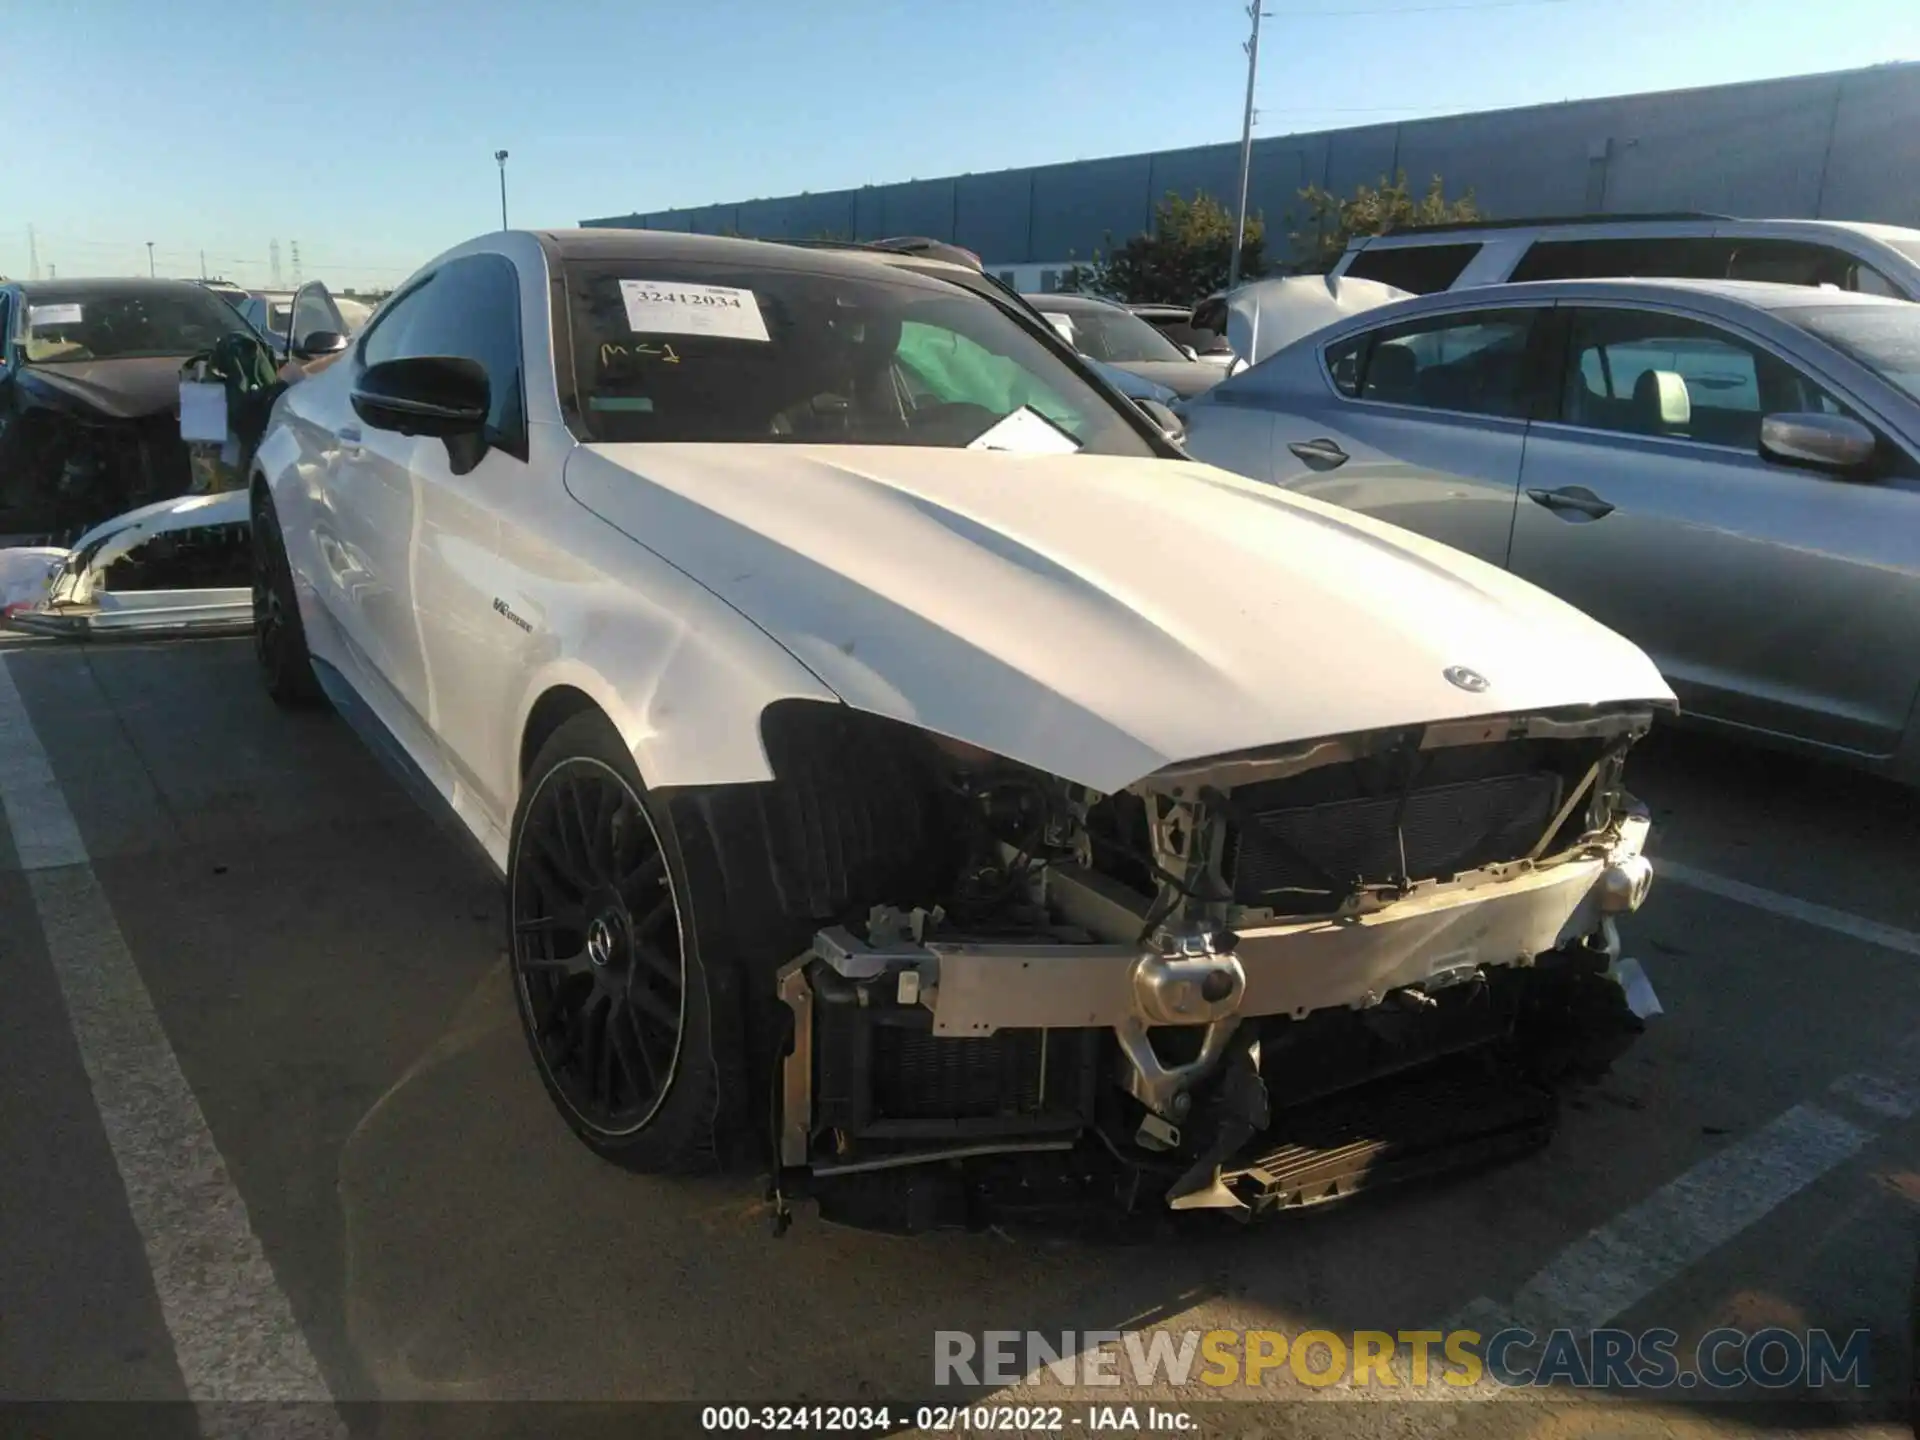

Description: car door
[1258,305,1549,566]
[1509,303,1920,757]
[338,252,534,832]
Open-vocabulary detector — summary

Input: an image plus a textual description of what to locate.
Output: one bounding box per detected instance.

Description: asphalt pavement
[1,634,1915,1438]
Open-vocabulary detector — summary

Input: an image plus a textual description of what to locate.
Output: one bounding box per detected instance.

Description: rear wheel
[509,712,735,1172]
[250,485,324,707]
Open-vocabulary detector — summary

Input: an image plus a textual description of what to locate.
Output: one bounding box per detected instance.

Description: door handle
[1288,437,1349,471]
[1526,485,1615,521]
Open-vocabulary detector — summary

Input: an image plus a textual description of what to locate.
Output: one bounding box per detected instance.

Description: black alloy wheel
[511,755,688,1140]
[250,485,323,706]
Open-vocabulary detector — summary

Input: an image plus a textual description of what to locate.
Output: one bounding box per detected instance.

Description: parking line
[1659,859,1920,959]
[0,657,344,1422]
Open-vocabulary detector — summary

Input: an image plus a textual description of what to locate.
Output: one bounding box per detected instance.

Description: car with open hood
[0,277,258,544]
[251,227,1672,1227]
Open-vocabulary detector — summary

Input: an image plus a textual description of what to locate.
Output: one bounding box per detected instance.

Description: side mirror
[1759,412,1876,472]
[293,330,349,360]
[351,356,489,439]
[1134,397,1185,442]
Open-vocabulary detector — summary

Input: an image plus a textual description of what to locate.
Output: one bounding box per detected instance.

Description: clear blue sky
[5,0,1914,290]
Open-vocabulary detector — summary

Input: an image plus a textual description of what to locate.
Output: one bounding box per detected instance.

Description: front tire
[508,713,736,1172]
[251,484,324,708]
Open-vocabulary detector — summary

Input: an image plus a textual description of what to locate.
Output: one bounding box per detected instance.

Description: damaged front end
[767,705,1660,1228]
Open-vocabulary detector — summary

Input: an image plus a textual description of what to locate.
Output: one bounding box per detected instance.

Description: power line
[1272,0,1576,15]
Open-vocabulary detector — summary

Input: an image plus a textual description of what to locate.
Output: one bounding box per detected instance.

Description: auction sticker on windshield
[29,304,84,326]
[619,280,769,342]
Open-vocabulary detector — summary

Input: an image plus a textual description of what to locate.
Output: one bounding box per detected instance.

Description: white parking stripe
[0,659,344,1422]
[1455,1101,1875,1339]
[1659,859,1920,958]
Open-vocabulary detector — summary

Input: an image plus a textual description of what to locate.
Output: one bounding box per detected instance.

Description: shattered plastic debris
[1608,954,1664,1019]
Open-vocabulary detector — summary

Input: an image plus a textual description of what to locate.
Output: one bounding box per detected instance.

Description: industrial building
[582,60,1920,292]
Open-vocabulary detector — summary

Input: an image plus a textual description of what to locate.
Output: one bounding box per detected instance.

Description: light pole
[1228,3,1267,291]
[146,241,156,277]
[495,150,510,231]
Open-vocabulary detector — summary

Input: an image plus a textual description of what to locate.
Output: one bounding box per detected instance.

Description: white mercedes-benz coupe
[252,228,1673,1226]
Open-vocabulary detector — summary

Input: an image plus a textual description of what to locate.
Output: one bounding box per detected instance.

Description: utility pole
[27,224,39,281]
[270,239,282,288]
[290,241,302,287]
[1228,2,1267,291]
[146,241,156,277]
[200,249,207,279]
[495,149,511,230]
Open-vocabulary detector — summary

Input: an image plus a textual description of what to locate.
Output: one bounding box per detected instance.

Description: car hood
[1225,274,1412,368]
[1107,359,1225,398]
[566,444,1673,793]
[19,357,190,420]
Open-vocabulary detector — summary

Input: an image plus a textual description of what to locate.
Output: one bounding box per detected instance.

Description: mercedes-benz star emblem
[1444,665,1490,693]
[586,916,615,968]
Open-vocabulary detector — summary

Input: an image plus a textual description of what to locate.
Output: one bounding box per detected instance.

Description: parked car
[333,295,374,336]
[1330,212,1920,300]
[3,489,251,639]
[1183,277,1920,782]
[1028,292,1226,399]
[1126,302,1234,366]
[0,277,258,544]
[251,226,1669,1226]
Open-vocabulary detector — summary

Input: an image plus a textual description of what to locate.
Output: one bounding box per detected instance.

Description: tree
[1290,171,1479,270]
[1072,191,1266,305]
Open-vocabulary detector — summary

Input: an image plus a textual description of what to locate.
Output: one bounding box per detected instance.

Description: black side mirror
[1133,396,1185,442]
[293,330,349,360]
[352,356,488,439]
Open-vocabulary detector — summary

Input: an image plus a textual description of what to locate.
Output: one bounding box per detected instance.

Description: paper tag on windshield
[966,407,1082,456]
[29,303,83,326]
[179,381,229,443]
[619,280,769,342]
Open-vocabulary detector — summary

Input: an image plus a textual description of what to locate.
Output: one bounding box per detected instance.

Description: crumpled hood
[20,358,187,420]
[566,444,1674,792]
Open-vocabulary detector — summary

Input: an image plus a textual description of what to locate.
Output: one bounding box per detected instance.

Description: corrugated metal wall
[581,62,1920,263]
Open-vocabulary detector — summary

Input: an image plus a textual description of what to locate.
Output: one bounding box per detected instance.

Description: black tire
[508,711,741,1173]
[250,484,324,708]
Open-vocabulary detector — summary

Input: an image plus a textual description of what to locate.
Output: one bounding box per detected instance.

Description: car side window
[356,256,527,459]
[1330,309,1537,418]
[1559,308,1843,449]
[1343,243,1483,295]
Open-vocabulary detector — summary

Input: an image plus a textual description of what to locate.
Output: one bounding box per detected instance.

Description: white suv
[1329,213,1920,300]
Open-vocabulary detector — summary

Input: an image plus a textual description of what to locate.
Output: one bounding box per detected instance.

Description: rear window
[564,260,1154,456]
[1343,242,1482,295]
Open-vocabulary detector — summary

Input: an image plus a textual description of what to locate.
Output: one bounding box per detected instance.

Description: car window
[1559,308,1841,448]
[1509,236,1733,283]
[1331,308,1537,418]
[1343,243,1483,295]
[21,287,249,363]
[563,259,1156,456]
[359,255,526,457]
[1784,303,1920,404]
[1036,304,1187,364]
[1150,319,1231,356]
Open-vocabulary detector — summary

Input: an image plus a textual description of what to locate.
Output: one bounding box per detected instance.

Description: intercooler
[1225,748,1567,912]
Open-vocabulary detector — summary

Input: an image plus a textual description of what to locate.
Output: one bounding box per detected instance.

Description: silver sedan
[1183,278,1920,782]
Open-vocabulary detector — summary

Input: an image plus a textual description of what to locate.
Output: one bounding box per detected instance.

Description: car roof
[1431,276,1911,312]
[1353,214,1920,248]
[536,227,957,291]
[14,276,227,300]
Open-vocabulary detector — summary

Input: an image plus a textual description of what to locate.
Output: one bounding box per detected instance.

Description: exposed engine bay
[680,700,1660,1232]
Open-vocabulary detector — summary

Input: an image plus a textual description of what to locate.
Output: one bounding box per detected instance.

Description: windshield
[23,287,249,364]
[565,261,1155,456]
[1785,304,1920,403]
[1037,303,1189,364]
